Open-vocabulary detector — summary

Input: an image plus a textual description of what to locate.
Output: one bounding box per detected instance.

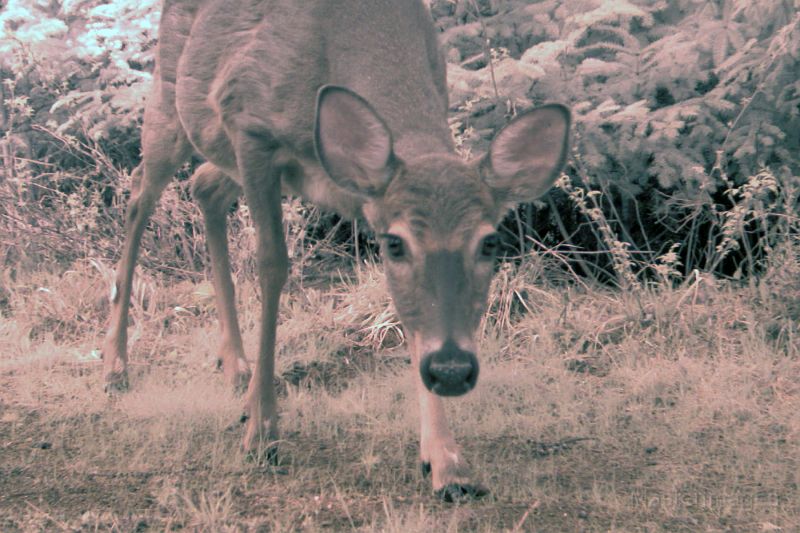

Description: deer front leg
[233,136,288,459]
[412,335,488,501]
[104,164,158,390]
[104,124,191,391]
[191,163,251,391]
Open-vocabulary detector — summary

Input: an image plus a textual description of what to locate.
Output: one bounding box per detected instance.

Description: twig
[467,0,500,101]
[25,501,71,531]
[513,499,540,532]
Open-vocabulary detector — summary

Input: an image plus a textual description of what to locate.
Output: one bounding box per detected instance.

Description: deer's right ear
[481,104,570,207]
[315,85,398,198]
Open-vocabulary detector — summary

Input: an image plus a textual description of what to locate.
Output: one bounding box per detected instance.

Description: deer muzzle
[419,339,479,396]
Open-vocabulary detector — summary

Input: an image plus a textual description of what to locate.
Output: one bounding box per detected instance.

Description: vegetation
[2,257,799,530]
[2,0,798,280]
[1,0,799,530]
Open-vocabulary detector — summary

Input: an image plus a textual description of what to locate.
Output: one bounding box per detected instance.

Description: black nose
[419,339,479,396]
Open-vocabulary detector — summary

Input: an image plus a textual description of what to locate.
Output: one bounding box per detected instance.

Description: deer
[103,0,570,501]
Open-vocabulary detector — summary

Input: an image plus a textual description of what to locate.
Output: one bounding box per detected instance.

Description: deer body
[170,1,448,212]
[105,0,570,500]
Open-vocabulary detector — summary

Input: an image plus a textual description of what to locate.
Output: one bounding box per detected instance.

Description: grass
[1,252,799,531]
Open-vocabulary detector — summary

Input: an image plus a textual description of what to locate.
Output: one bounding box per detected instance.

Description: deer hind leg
[103,96,192,391]
[190,163,250,391]
[230,133,288,458]
[413,336,488,501]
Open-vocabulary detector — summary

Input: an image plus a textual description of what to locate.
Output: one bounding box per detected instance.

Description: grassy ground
[1,253,798,531]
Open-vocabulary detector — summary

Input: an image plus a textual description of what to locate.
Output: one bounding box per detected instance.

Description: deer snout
[420,339,479,397]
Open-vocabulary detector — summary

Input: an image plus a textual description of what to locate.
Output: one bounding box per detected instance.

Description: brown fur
[103,0,570,500]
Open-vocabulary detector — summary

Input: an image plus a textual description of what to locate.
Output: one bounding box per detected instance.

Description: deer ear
[315,85,398,198]
[481,104,570,205]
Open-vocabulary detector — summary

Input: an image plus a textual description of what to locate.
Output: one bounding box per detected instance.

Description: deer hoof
[435,482,489,503]
[103,371,129,394]
[241,414,280,465]
[244,441,280,466]
[420,461,432,477]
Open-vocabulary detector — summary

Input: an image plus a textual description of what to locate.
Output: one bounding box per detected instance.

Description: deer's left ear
[315,85,399,198]
[481,104,570,206]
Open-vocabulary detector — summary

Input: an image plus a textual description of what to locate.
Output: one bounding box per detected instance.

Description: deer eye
[383,234,406,260]
[480,234,500,259]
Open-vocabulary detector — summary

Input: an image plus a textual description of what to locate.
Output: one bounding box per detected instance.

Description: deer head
[315,86,570,396]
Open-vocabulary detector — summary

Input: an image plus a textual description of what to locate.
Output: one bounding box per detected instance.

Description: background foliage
[1,0,799,285]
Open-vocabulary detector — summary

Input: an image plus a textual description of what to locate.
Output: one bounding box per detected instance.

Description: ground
[0,259,798,531]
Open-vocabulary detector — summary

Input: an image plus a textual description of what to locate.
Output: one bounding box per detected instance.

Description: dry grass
[1,252,799,531]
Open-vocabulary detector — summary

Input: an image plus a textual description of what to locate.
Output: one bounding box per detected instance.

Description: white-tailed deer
[104,0,570,500]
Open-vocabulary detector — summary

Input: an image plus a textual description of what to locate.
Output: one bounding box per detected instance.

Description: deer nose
[419,339,479,397]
